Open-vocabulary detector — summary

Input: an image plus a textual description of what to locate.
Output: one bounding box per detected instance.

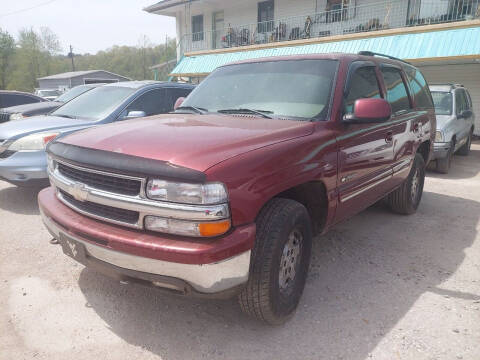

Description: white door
[419,62,480,135]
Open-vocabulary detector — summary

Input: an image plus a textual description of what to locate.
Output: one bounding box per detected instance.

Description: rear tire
[238,198,312,325]
[457,132,472,156]
[436,142,453,174]
[387,153,425,215]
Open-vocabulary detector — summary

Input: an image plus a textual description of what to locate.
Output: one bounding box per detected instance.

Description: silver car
[430,84,475,173]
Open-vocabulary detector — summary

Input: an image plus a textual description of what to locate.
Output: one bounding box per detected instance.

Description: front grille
[57,162,142,196]
[60,190,140,225]
[0,112,10,123]
[0,150,15,159]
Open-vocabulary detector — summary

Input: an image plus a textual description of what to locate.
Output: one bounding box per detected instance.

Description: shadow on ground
[0,182,42,215]
[78,190,479,360]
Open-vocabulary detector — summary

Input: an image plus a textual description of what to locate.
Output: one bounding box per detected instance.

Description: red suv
[39,52,435,324]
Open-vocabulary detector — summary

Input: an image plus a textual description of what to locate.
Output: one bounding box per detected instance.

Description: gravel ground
[1,143,480,360]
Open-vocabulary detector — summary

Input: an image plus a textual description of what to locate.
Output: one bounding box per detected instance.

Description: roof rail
[358,51,411,65]
[430,83,464,88]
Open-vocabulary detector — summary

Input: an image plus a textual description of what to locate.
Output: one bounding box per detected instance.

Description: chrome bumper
[41,209,251,294]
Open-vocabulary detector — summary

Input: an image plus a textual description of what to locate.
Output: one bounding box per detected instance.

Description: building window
[258,1,274,33]
[192,15,204,41]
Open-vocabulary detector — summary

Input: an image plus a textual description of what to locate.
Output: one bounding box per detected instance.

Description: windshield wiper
[217,108,273,119]
[175,106,208,114]
[54,114,77,119]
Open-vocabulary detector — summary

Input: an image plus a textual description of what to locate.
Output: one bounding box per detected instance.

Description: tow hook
[49,238,59,245]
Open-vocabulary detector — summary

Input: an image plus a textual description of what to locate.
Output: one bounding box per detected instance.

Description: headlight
[47,154,55,172]
[9,113,24,121]
[435,131,444,142]
[144,216,231,237]
[146,179,228,205]
[8,132,59,151]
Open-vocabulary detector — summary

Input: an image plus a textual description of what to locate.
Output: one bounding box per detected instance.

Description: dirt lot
[1,143,480,360]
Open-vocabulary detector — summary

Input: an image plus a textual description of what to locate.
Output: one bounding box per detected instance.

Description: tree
[0,29,15,90]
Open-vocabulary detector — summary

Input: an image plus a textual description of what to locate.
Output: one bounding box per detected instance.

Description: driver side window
[120,89,167,119]
[344,66,381,114]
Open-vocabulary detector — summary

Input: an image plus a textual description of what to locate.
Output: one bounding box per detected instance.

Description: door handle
[385,131,393,143]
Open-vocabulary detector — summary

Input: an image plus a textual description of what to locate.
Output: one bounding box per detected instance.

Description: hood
[0,115,95,141]
[1,101,62,115]
[435,114,455,130]
[59,113,315,172]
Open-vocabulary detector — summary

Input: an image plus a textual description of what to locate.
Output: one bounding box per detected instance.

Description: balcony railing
[178,0,480,57]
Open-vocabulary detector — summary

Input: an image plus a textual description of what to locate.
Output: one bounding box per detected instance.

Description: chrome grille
[57,162,142,196]
[0,112,10,123]
[0,150,15,159]
[59,190,140,225]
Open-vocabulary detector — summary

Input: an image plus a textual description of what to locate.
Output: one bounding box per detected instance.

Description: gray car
[0,81,194,186]
[430,84,475,173]
[0,84,103,123]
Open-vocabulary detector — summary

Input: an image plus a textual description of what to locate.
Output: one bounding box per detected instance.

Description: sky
[0,0,177,54]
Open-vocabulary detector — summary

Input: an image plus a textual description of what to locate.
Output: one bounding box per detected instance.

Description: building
[37,70,131,91]
[144,0,480,134]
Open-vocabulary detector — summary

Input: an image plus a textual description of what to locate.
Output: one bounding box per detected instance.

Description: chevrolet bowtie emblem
[71,183,88,202]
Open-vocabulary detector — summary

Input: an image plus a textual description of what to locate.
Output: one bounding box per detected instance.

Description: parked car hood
[435,114,454,130]
[59,113,315,172]
[1,101,62,115]
[0,115,95,141]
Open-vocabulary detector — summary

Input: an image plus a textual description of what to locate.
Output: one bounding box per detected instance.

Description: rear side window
[2,93,41,107]
[380,67,411,114]
[166,88,192,110]
[405,67,433,109]
[344,66,381,114]
[455,89,469,115]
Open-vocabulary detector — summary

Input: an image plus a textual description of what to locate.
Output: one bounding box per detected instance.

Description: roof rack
[358,51,411,65]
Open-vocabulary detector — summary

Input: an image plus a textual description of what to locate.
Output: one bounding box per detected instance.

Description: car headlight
[435,131,444,142]
[145,179,230,237]
[146,179,228,205]
[9,113,24,121]
[8,132,59,151]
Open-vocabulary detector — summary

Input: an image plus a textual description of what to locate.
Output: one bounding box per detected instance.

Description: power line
[0,0,62,18]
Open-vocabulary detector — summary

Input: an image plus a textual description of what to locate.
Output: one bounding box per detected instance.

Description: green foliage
[0,28,177,92]
[0,28,15,90]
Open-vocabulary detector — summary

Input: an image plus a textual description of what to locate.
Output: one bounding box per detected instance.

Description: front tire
[457,132,472,156]
[387,153,425,215]
[436,142,453,174]
[239,198,312,325]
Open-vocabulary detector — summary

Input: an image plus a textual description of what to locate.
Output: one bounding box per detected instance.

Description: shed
[37,70,131,90]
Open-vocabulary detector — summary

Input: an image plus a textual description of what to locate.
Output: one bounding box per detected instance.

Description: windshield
[56,85,94,103]
[431,91,453,115]
[182,59,338,120]
[39,90,61,97]
[51,86,135,120]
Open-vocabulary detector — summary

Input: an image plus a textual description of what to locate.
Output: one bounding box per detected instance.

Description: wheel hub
[279,229,302,294]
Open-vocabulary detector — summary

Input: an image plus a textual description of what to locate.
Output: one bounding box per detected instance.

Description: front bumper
[432,142,451,160]
[0,150,49,186]
[39,187,255,296]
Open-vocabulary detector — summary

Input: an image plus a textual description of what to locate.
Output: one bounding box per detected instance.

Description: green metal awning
[171,25,480,77]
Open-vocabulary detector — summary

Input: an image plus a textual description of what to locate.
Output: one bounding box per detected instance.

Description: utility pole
[68,45,75,72]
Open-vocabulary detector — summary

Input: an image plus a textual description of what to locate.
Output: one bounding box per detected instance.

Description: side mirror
[174,97,185,110]
[343,98,392,124]
[459,109,472,119]
[125,110,146,119]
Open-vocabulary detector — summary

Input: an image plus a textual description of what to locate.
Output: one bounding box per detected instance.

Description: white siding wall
[419,63,480,136]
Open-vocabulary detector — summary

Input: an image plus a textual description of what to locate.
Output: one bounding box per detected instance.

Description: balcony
[178,0,480,57]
